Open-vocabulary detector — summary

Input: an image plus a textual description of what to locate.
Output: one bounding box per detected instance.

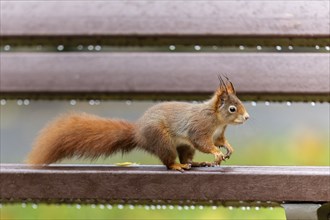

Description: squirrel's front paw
[220,145,234,159]
[214,152,226,165]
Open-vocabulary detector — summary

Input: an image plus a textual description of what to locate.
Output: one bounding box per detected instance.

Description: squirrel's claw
[219,145,233,160]
[214,151,226,165]
[168,163,191,172]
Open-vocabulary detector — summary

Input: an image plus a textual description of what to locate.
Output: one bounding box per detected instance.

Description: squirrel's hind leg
[177,145,195,164]
[139,126,190,172]
[158,147,191,172]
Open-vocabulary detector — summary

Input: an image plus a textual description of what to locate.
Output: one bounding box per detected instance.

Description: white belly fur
[212,125,225,143]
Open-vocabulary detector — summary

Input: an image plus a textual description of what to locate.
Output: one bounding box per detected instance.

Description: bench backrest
[1,1,329,101]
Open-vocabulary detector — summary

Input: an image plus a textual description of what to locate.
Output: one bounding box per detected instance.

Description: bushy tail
[26,112,137,165]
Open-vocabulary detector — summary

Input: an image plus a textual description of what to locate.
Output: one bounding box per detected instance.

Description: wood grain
[1,1,329,37]
[1,164,329,202]
[1,52,329,95]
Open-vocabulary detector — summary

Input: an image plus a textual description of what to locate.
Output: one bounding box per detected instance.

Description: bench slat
[1,164,329,202]
[1,1,329,37]
[1,53,329,95]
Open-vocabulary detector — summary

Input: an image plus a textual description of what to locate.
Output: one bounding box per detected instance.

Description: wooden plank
[1,1,329,37]
[1,53,329,95]
[0,164,329,202]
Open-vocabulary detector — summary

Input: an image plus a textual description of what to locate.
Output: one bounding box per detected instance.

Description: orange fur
[27,112,136,164]
[27,78,249,171]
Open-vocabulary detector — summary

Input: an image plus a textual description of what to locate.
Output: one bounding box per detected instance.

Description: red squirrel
[27,76,249,171]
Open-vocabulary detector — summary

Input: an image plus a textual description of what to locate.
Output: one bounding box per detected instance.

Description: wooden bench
[1,1,329,220]
[1,164,329,219]
[1,1,329,101]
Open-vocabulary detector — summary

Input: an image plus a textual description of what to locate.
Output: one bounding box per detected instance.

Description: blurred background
[1,100,329,166]
[0,100,328,219]
[1,1,329,219]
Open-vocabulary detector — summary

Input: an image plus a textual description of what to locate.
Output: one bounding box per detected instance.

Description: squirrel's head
[213,75,249,125]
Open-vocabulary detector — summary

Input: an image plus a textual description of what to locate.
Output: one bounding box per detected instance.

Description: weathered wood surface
[1,1,329,37]
[1,164,329,202]
[1,52,329,95]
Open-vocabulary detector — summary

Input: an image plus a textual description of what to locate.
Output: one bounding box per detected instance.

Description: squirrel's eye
[228,105,237,113]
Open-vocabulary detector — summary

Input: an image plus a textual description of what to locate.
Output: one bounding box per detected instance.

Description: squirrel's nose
[244,113,250,121]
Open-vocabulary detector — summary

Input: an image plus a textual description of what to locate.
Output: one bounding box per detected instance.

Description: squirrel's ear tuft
[217,74,228,95]
[215,84,226,96]
[224,75,236,94]
[213,87,228,111]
